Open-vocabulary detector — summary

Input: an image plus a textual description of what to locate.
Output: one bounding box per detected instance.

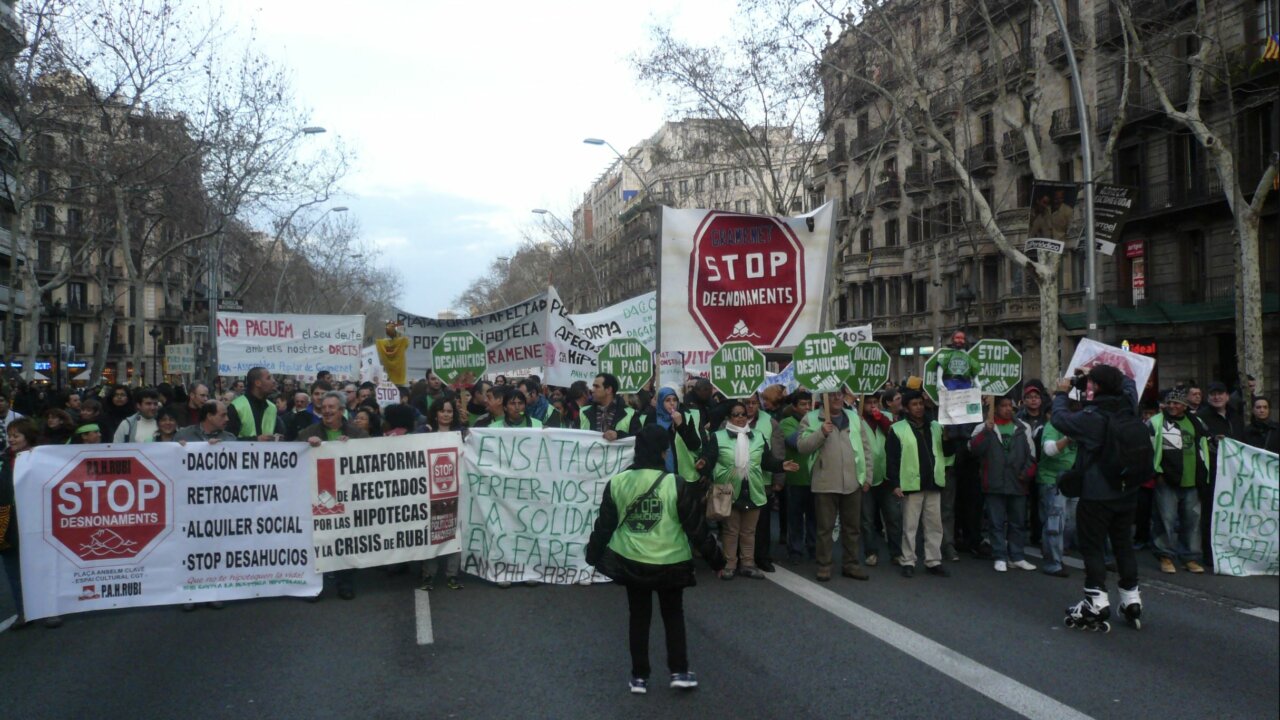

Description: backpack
[1100,406,1154,492]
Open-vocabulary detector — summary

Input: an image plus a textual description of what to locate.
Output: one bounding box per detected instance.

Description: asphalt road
[2,543,1276,719]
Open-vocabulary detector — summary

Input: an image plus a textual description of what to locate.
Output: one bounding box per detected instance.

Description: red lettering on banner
[217,318,240,338]
[328,345,358,356]
[245,320,294,338]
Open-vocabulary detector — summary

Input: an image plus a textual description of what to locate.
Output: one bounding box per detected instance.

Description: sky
[221,0,740,316]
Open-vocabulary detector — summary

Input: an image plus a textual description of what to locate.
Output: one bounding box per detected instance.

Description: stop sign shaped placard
[689,212,806,347]
[46,452,173,565]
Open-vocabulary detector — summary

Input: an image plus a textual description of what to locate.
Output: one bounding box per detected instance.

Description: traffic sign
[597,338,652,394]
[847,341,891,394]
[791,331,852,393]
[709,342,766,399]
[48,452,173,565]
[689,213,806,347]
[430,331,487,386]
[970,339,1023,396]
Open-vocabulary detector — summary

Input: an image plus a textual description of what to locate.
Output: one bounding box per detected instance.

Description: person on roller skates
[1049,365,1150,632]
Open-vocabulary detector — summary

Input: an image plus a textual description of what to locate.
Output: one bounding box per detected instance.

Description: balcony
[1000,49,1034,90]
[962,66,997,107]
[904,165,930,195]
[67,301,95,317]
[1044,20,1084,68]
[1096,10,1124,48]
[851,126,896,159]
[159,305,183,321]
[933,159,960,185]
[847,191,871,217]
[875,177,902,207]
[929,89,960,121]
[1049,106,1081,141]
[1000,130,1028,161]
[964,143,998,176]
[1132,174,1225,216]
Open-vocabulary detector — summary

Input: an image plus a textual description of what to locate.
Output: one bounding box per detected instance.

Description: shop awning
[1061,293,1279,331]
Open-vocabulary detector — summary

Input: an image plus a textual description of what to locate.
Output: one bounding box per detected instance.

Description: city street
[3,543,1276,719]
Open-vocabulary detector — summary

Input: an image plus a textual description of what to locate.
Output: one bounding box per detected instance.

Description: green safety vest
[490,415,542,429]
[801,408,868,486]
[231,395,276,439]
[1149,412,1209,488]
[580,405,636,434]
[779,415,811,487]
[869,424,887,486]
[890,419,946,492]
[606,469,691,565]
[712,427,769,506]
[1037,423,1078,486]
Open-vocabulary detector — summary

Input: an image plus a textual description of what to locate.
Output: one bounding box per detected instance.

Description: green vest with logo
[1149,412,1209,488]
[606,469,691,565]
[801,408,867,485]
[890,419,946,492]
[231,395,276,439]
[580,405,636,434]
[869,424,888,486]
[712,427,769,506]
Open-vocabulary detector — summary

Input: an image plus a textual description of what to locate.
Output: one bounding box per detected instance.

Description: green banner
[709,342,766,398]
[597,338,652,394]
[792,332,852,393]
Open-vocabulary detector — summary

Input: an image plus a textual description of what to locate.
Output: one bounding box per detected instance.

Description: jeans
[785,485,817,559]
[626,585,687,679]
[900,490,943,567]
[1,550,22,619]
[984,493,1028,562]
[1038,485,1066,572]
[860,483,903,561]
[1076,497,1139,591]
[1152,483,1202,562]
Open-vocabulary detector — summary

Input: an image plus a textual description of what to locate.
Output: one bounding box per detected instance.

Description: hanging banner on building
[460,428,634,585]
[569,291,657,351]
[1091,184,1136,257]
[658,203,835,356]
[165,343,195,374]
[396,290,552,378]
[311,434,462,572]
[1211,439,1279,577]
[1065,338,1155,400]
[216,313,363,379]
[1028,180,1080,252]
[15,443,322,620]
[543,287,599,388]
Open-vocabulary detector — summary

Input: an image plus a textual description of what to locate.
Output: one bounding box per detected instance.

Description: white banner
[396,291,550,378]
[659,203,835,356]
[165,343,195,374]
[216,313,363,379]
[311,434,462,571]
[658,351,685,391]
[568,291,657,351]
[940,387,984,425]
[460,428,634,585]
[833,324,874,344]
[543,287,600,388]
[1065,338,1155,399]
[360,345,385,384]
[1211,439,1279,577]
[16,442,321,620]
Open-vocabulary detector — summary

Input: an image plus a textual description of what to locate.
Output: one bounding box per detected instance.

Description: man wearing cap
[1196,381,1243,563]
[1147,387,1210,574]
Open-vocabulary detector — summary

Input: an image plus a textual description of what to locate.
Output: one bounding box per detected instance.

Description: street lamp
[48,299,64,392]
[956,284,977,335]
[271,205,350,312]
[583,137,656,199]
[530,209,605,301]
[148,325,162,386]
[300,126,327,135]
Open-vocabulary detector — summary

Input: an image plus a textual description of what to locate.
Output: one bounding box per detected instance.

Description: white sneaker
[993,560,1008,572]
[1011,559,1037,571]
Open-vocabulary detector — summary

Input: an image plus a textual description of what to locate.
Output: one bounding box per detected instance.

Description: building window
[39,322,56,346]
[714,173,722,189]
[860,227,872,253]
[884,218,900,247]
[860,284,874,321]
[679,179,688,196]
[34,205,55,231]
[70,323,85,352]
[908,214,923,244]
[68,282,87,308]
[914,279,928,312]
[36,170,52,195]
[67,208,84,235]
[982,256,999,300]
[694,177,704,192]
[1181,230,1208,302]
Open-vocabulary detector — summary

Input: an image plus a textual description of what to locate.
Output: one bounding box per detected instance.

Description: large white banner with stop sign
[658,203,835,357]
[14,442,322,620]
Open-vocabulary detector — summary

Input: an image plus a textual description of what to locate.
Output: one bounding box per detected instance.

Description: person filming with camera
[1048,364,1150,632]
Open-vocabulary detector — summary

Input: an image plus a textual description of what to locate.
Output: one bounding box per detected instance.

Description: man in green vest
[886,390,952,577]
[780,390,816,563]
[1148,387,1210,574]
[797,390,875,582]
[582,373,636,440]
[227,366,285,440]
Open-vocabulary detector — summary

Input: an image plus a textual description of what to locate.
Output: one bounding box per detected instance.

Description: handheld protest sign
[792,331,852,394]
[431,330,487,386]
[597,338,652,394]
[847,341,891,394]
[970,339,1022,396]
[709,342,766,399]
[923,347,979,402]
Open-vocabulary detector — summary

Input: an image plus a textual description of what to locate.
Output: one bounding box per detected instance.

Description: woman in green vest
[587,426,719,695]
[637,387,705,483]
[702,400,799,580]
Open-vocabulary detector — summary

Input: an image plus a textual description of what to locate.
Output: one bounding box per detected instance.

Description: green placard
[792,331,852,393]
[970,339,1022,396]
[430,330,487,385]
[709,342,766,399]
[847,341,891,394]
[598,338,652,394]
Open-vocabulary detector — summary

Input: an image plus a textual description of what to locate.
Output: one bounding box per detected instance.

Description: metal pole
[1048,0,1098,337]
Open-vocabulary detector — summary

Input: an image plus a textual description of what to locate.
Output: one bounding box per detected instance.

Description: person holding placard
[702,400,798,580]
[299,391,370,600]
[797,391,875,582]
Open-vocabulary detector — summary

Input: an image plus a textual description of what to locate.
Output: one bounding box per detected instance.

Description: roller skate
[1118,586,1142,630]
[1064,587,1111,632]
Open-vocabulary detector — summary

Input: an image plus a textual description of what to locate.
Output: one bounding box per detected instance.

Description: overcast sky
[222,0,738,316]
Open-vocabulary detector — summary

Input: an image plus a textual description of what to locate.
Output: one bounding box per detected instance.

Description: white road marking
[415,589,434,645]
[767,566,1094,720]
[1240,607,1280,623]
[0,614,16,633]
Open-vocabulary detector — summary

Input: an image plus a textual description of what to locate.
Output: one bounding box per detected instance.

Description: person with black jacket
[1243,397,1279,453]
[1049,364,1145,631]
[587,426,720,695]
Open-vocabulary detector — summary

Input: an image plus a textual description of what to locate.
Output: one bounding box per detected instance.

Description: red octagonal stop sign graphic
[688,212,806,347]
[45,451,173,566]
